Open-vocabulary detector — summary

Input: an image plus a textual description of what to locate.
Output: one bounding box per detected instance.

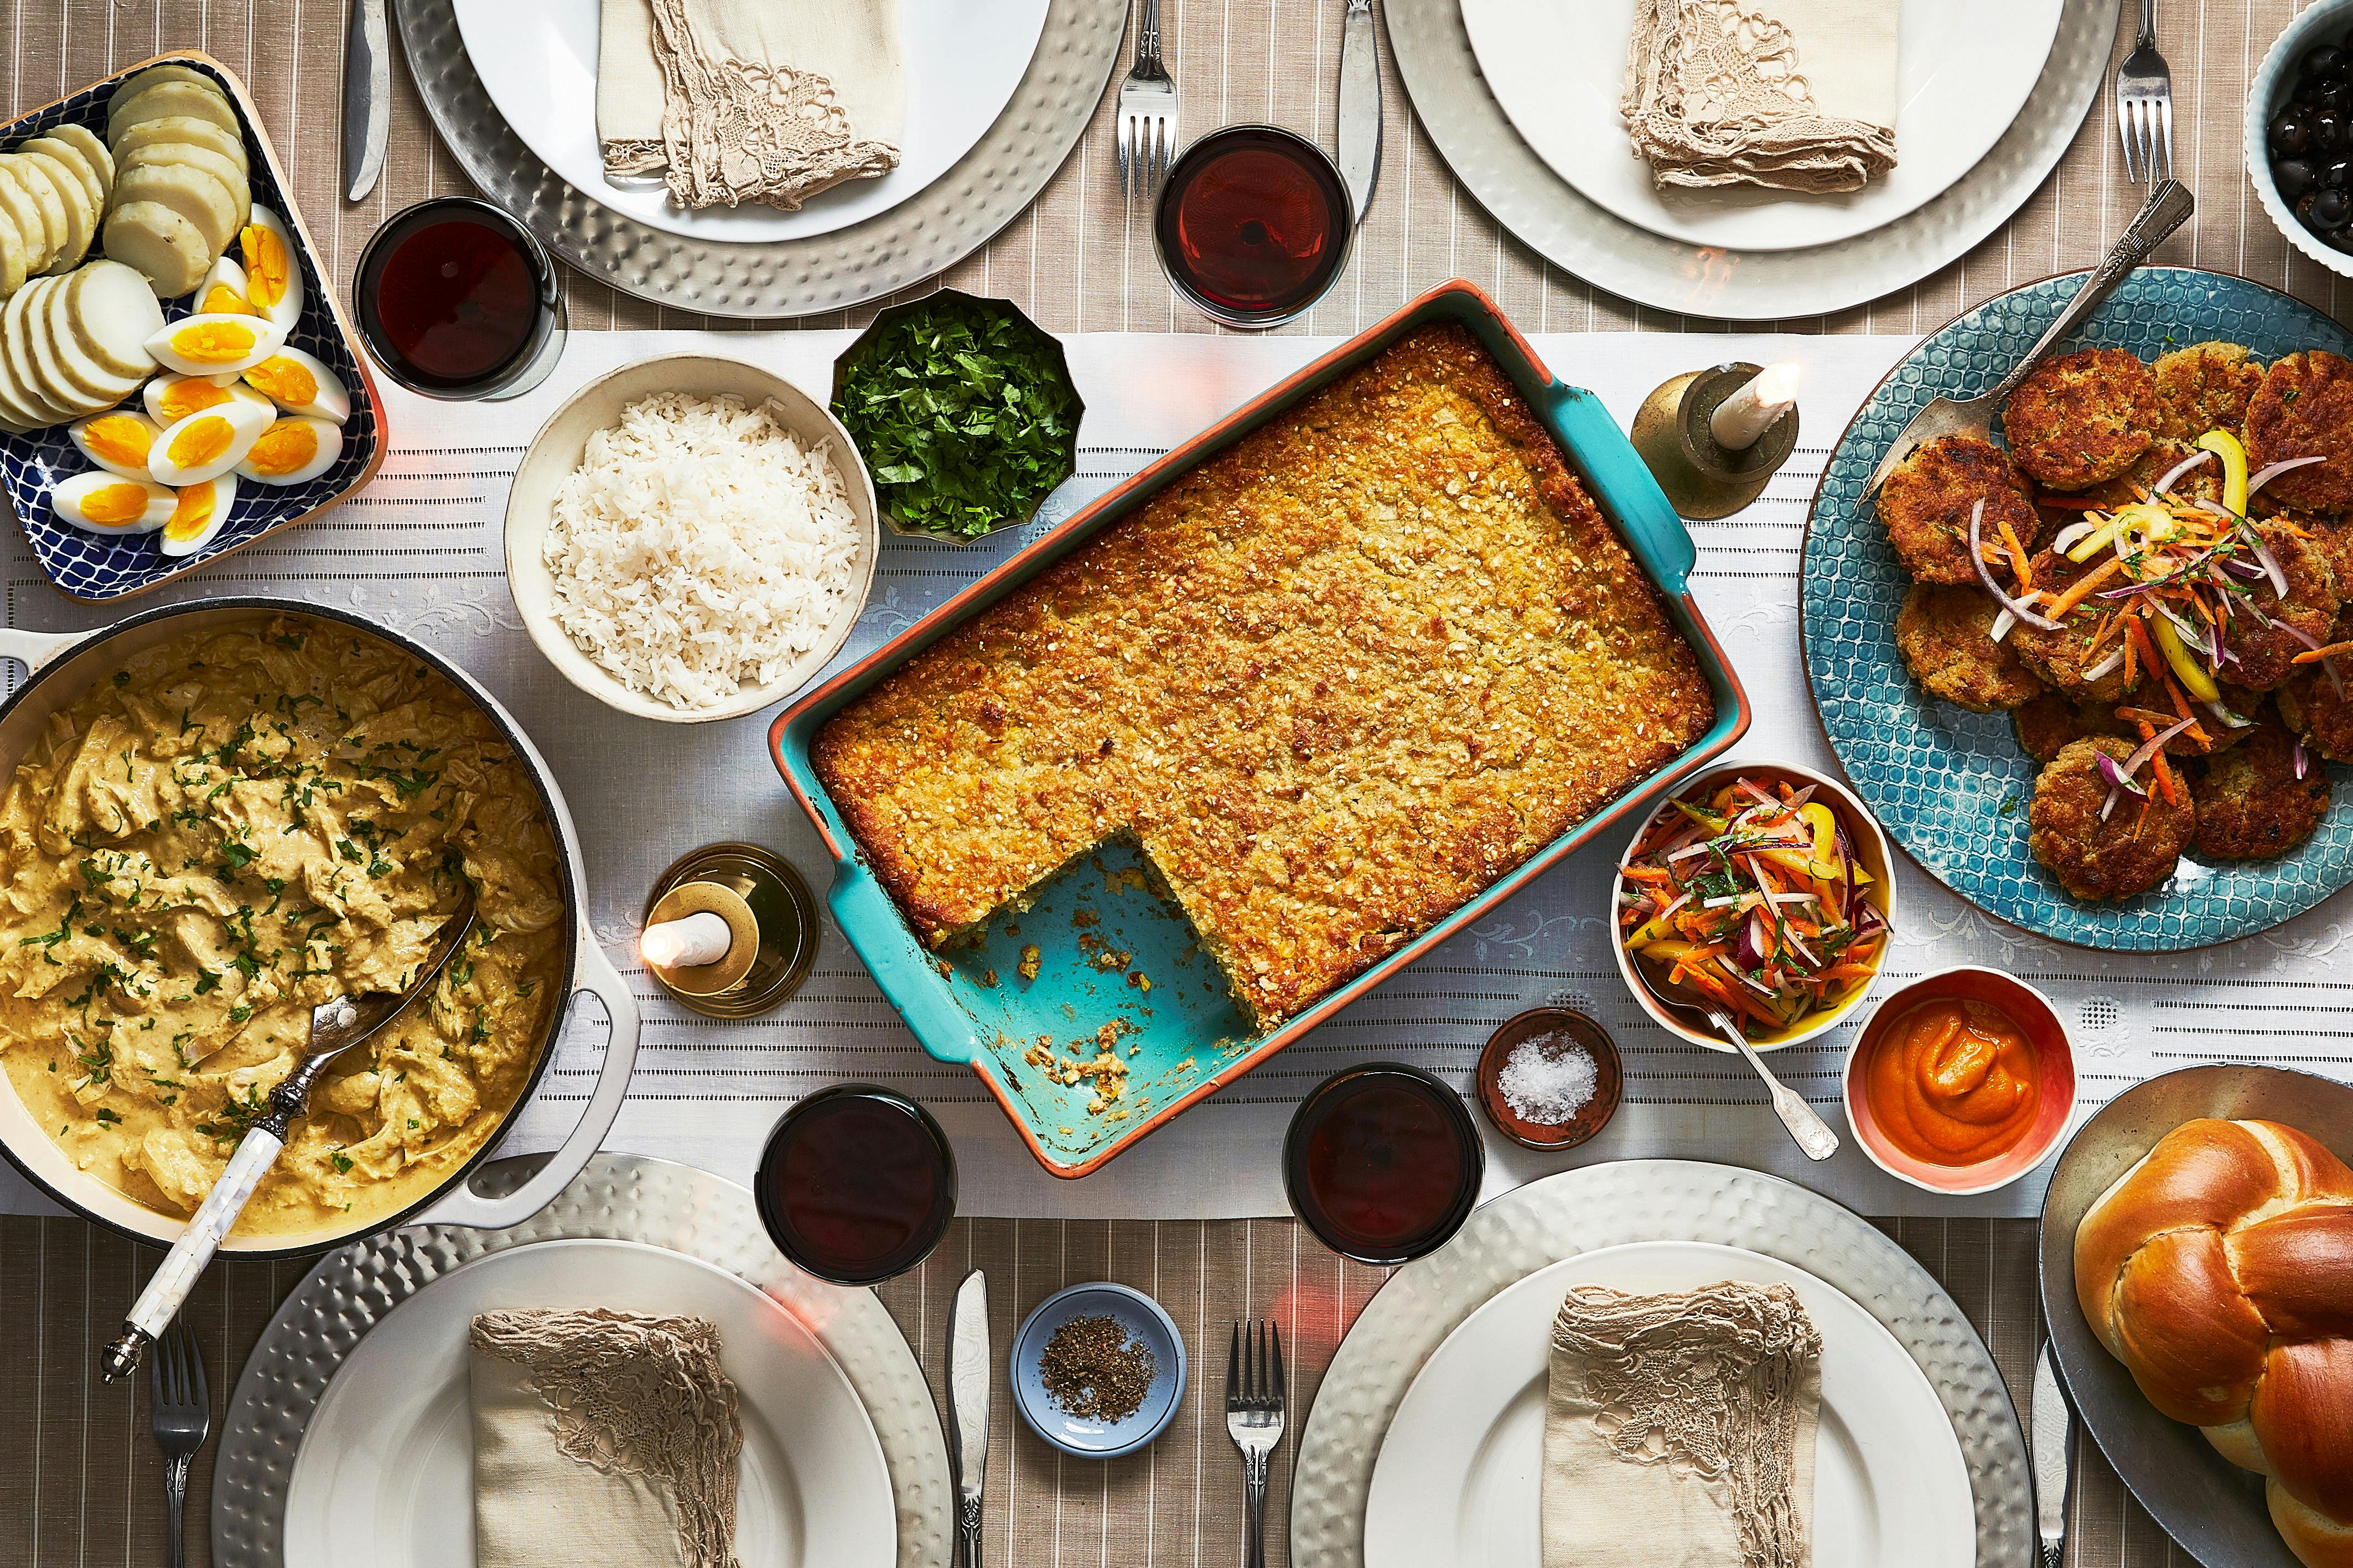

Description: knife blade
[342,0,390,202]
[1336,0,1381,223]
[947,1270,991,1568]
[2033,1344,2070,1568]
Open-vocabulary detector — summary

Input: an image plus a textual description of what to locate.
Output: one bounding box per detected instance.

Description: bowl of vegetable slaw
[1610,760,1896,1052]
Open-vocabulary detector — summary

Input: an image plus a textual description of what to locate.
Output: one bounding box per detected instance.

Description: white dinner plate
[1458,0,2062,252]
[283,1237,896,1568]
[451,0,1049,243]
[1362,1240,1973,1568]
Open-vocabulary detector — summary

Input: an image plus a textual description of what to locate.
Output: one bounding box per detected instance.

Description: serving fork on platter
[1862,179,2193,497]
[1227,1320,1287,1568]
[1117,0,1179,195]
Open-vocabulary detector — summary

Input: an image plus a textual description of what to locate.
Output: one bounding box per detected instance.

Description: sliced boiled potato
[21,276,112,414]
[101,200,208,297]
[122,142,248,236]
[3,155,70,268]
[40,276,142,406]
[68,260,165,379]
[110,163,237,261]
[19,150,94,273]
[22,134,107,215]
[0,161,51,275]
[4,278,80,422]
[107,79,238,143]
[115,64,223,99]
[0,305,45,430]
[0,203,25,298]
[46,123,114,192]
[110,115,246,175]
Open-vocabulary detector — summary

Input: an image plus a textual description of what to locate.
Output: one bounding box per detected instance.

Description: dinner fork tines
[2116,0,2173,183]
[1226,1320,1287,1568]
[149,1317,210,1568]
[1117,0,1179,196]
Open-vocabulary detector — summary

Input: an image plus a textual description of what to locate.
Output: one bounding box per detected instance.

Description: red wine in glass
[1155,124,1353,328]
[354,197,562,399]
[756,1084,957,1285]
[1284,1063,1483,1264]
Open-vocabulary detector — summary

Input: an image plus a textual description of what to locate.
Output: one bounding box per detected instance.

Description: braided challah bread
[2074,1118,2353,1568]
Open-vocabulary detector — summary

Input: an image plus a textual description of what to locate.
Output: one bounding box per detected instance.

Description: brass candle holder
[640,842,819,1019]
[1629,361,1801,520]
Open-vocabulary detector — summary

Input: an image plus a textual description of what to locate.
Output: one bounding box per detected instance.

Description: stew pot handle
[0,627,85,676]
[421,920,641,1230]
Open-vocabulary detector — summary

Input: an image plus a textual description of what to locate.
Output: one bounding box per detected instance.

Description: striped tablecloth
[1,0,2339,1565]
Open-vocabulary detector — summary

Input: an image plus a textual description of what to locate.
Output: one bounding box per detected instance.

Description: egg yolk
[169,321,260,365]
[199,283,253,316]
[246,358,318,407]
[246,422,319,476]
[167,417,237,468]
[164,486,218,541]
[77,483,153,526]
[81,416,153,468]
[242,224,289,310]
[157,380,231,422]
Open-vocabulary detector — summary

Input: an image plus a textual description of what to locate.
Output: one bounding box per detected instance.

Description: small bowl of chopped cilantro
[830,290,1084,543]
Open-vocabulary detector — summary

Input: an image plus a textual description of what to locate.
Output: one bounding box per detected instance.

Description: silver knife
[2033,1344,2071,1568]
[947,1270,991,1568]
[342,0,390,202]
[1336,0,1381,223]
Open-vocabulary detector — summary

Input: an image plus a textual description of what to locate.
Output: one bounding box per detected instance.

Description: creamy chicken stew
[0,617,563,1236]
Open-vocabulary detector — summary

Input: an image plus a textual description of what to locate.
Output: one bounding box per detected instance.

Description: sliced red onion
[2221,555,2269,580]
[2155,600,2206,647]
[2241,521,2290,600]
[1654,890,1693,923]
[1765,891,1818,905]
[2121,717,2199,777]
[2203,699,2254,730]
[2097,750,2150,801]
[1667,840,1715,862]
[2277,621,2347,698]
[2294,743,2312,781]
[2100,785,2121,822]
[1784,785,1817,809]
[1970,499,2063,630]
[2248,455,2328,496]
[1781,926,1820,969]
[1735,913,1768,968]
[1702,895,1743,908]
[1990,608,2018,642]
[1854,905,1886,936]
[2195,498,2240,522]
[1729,964,1778,999]
[2084,647,2128,682]
[2051,518,2099,553]
[2154,447,2214,495]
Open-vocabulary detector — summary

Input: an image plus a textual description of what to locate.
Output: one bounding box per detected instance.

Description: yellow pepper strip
[2197,429,2250,517]
[2149,615,2221,702]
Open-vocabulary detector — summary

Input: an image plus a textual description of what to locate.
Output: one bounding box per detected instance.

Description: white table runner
[5,329,2350,1223]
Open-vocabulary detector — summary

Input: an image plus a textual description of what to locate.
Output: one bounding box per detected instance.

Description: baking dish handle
[0,626,86,677]
[1548,385,1698,596]
[423,921,644,1230]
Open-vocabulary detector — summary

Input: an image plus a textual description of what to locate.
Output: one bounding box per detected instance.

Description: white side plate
[452,0,1049,243]
[284,1237,897,1568]
[1363,1239,1974,1568]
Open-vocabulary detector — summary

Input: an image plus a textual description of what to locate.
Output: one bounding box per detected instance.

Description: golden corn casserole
[813,324,1715,1026]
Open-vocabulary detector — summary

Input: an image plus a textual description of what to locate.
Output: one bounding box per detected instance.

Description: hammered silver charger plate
[1288,1160,2031,1568]
[392,0,1126,316]
[213,1154,955,1568]
[1383,0,2114,318]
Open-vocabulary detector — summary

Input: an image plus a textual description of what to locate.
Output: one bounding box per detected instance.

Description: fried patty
[2029,736,2195,900]
[2009,548,2140,703]
[1895,584,2047,711]
[2192,723,2329,860]
[2152,341,2265,443]
[2013,692,2123,763]
[1876,434,2043,585]
[2070,437,2225,512]
[2217,521,2339,690]
[2283,664,2353,765]
[2244,350,2353,513]
[2002,348,2159,492]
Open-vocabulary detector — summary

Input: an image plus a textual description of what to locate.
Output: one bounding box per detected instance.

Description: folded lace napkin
[1621,0,1898,195]
[1542,1281,1823,1568]
[596,0,905,211]
[470,1309,745,1568]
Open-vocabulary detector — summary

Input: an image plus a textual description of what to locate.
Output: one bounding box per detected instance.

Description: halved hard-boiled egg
[158,475,238,558]
[144,372,273,428]
[238,207,303,333]
[68,410,164,481]
[144,312,288,378]
[242,346,350,424]
[148,399,274,486]
[194,255,256,318]
[236,416,343,486]
[50,471,173,534]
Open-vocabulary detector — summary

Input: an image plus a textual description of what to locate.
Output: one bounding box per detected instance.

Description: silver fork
[1226,1320,1287,1568]
[2115,0,2173,182]
[149,1317,210,1568]
[1117,0,1179,196]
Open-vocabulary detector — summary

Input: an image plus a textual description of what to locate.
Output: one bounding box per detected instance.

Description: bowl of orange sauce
[1843,966,2079,1195]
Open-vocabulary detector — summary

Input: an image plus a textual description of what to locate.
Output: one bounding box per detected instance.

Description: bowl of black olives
[2252,0,2353,274]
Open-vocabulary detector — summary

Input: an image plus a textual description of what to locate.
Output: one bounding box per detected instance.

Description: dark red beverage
[1284,1065,1483,1264]
[756,1084,957,1285]
[355,197,558,398]
[1155,125,1352,327]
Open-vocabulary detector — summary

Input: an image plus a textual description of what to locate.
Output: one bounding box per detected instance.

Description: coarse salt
[1498,1031,1598,1125]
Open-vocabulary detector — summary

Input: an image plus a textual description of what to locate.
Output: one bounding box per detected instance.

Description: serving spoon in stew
[100,894,478,1382]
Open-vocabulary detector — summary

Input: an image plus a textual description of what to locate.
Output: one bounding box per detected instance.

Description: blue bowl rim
[1008,1280,1190,1458]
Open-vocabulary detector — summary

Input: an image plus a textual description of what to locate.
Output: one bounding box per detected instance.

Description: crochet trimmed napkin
[1621,0,1899,195]
[596,0,905,211]
[470,1309,745,1568]
[1541,1281,1823,1568]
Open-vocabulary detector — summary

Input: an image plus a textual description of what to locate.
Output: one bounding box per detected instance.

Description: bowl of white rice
[504,354,878,723]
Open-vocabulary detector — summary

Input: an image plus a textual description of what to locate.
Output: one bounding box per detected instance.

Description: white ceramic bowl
[1609,759,1896,1053]
[2247,0,2353,279]
[504,354,880,724]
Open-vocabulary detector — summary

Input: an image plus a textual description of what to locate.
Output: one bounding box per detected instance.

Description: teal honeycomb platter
[1803,267,2353,951]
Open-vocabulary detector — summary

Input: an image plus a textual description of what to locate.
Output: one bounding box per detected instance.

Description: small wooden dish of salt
[1475,1008,1623,1151]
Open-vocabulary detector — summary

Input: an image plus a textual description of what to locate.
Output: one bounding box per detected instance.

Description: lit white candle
[640,911,733,969]
[1709,362,1801,450]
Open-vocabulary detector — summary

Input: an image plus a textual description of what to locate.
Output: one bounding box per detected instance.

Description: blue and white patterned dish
[0,53,385,601]
[1802,267,2353,951]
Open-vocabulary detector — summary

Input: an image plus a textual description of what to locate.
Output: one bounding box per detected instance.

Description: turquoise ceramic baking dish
[770,279,1751,1177]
